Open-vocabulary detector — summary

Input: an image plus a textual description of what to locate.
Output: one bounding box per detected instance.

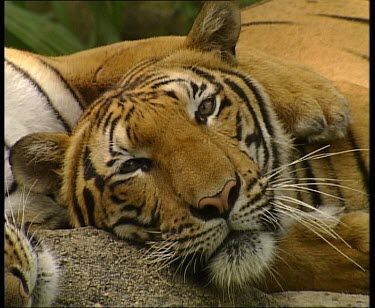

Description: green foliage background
[5,1,261,56]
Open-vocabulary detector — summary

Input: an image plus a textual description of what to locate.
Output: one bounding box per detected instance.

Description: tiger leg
[256,211,369,294]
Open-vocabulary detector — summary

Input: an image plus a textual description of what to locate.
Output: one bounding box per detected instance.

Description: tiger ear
[186,1,241,60]
[10,133,70,194]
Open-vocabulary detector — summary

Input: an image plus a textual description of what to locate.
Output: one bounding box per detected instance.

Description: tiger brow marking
[119,59,157,87]
[216,96,232,117]
[130,73,170,90]
[108,115,121,156]
[103,111,114,133]
[151,78,187,89]
[93,97,116,128]
[184,66,224,94]
[223,77,270,169]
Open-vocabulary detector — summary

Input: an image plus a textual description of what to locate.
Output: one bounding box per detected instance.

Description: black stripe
[111,194,125,204]
[6,60,73,133]
[150,200,161,228]
[121,204,142,215]
[223,77,270,168]
[108,178,133,192]
[36,57,86,110]
[83,147,97,180]
[186,66,225,94]
[165,90,178,100]
[344,49,369,61]
[245,131,261,147]
[103,111,114,132]
[120,59,156,87]
[125,106,135,122]
[191,81,199,99]
[186,66,216,83]
[94,98,114,128]
[235,111,243,141]
[72,193,85,227]
[83,187,96,226]
[151,78,186,89]
[290,163,303,211]
[216,96,232,117]
[220,69,280,171]
[111,216,148,229]
[347,129,369,195]
[95,175,105,194]
[322,148,345,208]
[298,146,323,207]
[315,14,369,24]
[109,116,121,156]
[136,74,170,89]
[242,21,295,27]
[245,195,268,215]
[9,267,30,295]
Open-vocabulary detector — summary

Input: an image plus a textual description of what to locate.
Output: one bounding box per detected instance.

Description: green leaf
[5,1,84,56]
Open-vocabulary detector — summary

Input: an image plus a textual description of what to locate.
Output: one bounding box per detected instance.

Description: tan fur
[7,0,368,296]
[260,212,369,293]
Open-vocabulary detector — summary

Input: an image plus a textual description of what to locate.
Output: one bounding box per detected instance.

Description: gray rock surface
[37,227,369,307]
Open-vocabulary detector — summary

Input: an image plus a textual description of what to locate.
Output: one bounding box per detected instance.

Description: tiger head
[11,2,293,289]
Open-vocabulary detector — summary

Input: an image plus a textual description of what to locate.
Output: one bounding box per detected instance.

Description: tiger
[5,218,59,307]
[5,0,369,305]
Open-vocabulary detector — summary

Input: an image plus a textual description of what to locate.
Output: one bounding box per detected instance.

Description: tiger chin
[9,1,368,295]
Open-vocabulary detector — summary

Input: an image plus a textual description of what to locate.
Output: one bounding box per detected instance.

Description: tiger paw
[241,51,352,143]
[289,85,351,143]
[259,210,369,294]
[270,66,352,143]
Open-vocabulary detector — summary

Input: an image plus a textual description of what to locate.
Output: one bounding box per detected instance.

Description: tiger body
[5,0,369,305]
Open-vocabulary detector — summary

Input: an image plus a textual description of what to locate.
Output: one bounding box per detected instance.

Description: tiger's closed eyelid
[119,158,152,174]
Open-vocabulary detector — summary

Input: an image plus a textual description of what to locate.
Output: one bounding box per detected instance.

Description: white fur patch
[32,246,60,307]
[208,232,275,289]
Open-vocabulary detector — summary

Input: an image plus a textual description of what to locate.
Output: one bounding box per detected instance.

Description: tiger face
[12,49,292,289]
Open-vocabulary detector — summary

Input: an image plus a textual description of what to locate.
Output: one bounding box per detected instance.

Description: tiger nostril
[190,204,223,221]
[192,177,240,221]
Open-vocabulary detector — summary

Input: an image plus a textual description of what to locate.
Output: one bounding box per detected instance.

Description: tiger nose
[196,180,237,220]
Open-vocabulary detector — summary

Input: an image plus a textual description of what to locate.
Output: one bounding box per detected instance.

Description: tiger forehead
[118,65,224,97]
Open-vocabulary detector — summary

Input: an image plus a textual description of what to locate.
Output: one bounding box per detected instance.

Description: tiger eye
[198,98,216,116]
